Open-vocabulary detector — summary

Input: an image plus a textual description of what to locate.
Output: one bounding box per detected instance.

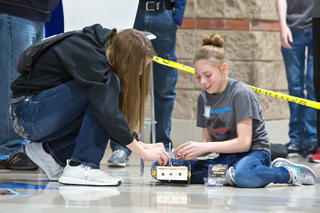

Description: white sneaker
[271,158,317,185]
[59,160,121,186]
[25,143,63,181]
[224,166,236,186]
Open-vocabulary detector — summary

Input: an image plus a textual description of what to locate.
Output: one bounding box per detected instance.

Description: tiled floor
[0,149,320,212]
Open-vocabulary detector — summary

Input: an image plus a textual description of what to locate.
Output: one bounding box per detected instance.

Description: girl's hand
[127,140,168,165]
[173,141,209,161]
[280,24,292,49]
[141,145,168,166]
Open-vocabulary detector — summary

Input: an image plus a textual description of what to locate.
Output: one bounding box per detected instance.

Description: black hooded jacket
[11,24,134,146]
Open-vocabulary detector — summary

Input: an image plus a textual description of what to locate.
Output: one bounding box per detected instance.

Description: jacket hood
[82,24,117,46]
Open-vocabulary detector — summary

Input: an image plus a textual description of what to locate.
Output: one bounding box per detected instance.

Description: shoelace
[292,172,305,186]
[84,166,91,180]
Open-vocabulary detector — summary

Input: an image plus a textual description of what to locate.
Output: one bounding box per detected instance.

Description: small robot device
[151,144,191,183]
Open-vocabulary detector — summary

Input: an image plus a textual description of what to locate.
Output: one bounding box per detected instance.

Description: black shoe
[285,142,300,153]
[0,152,38,170]
[299,145,318,158]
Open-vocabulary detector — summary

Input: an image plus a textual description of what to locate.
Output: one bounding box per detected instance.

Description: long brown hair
[107,29,155,133]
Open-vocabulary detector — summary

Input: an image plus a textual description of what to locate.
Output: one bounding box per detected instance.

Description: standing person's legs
[147,10,178,150]
[309,17,320,163]
[281,30,307,153]
[0,13,44,169]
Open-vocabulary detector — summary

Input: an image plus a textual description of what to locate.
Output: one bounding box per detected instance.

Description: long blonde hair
[107,29,155,133]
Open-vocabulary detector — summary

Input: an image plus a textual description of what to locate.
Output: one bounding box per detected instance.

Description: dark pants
[11,80,110,169]
[313,18,320,148]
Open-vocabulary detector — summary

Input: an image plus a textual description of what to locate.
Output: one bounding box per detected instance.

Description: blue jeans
[281,29,317,150]
[0,13,45,155]
[110,9,178,154]
[10,81,110,169]
[152,150,290,188]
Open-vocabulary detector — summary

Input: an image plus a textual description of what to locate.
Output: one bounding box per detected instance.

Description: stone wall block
[176,29,197,59]
[184,0,196,18]
[226,0,259,19]
[196,0,225,18]
[172,90,195,119]
[193,90,203,120]
[253,61,288,90]
[225,31,255,60]
[255,0,278,21]
[144,96,151,118]
[274,61,288,91]
[256,92,290,120]
[228,61,253,84]
[252,31,282,61]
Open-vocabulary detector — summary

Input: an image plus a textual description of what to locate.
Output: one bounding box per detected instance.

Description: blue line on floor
[280,197,320,200]
[0,182,59,190]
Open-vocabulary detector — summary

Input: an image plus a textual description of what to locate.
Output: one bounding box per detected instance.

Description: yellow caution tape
[153,56,320,110]
[153,56,195,74]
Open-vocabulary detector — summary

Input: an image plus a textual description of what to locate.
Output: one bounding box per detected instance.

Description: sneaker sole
[271,158,317,184]
[308,157,320,163]
[58,176,121,186]
[6,165,38,170]
[0,163,35,170]
[25,144,60,181]
[108,161,126,167]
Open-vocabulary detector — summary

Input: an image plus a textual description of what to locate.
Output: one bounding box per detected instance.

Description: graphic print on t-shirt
[206,114,231,141]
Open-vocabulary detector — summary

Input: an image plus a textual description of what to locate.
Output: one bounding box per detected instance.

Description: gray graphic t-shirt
[197,78,270,153]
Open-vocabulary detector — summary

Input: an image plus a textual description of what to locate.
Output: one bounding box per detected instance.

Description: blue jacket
[173,0,187,26]
[0,0,59,22]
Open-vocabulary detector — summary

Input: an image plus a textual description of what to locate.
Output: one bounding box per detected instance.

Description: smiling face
[195,59,228,94]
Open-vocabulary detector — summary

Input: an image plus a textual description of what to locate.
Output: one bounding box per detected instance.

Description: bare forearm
[277,0,287,26]
[126,139,144,156]
[205,138,251,154]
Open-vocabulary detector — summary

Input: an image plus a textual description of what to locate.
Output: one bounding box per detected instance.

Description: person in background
[276,0,317,157]
[108,0,187,167]
[0,0,59,170]
[309,0,320,163]
[45,0,64,37]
